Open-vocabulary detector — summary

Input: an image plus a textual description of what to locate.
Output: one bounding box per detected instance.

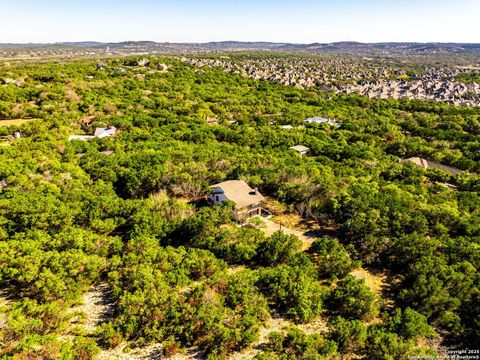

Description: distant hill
[198,41,286,49]
[55,41,104,47]
[0,41,103,48]
[1,40,480,56]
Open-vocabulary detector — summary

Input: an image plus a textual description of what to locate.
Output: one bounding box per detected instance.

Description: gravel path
[97,343,165,360]
[0,288,12,308]
[68,283,114,334]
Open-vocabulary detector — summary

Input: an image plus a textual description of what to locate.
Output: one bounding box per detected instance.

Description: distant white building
[289,145,310,156]
[69,126,117,141]
[94,126,117,138]
[281,125,304,130]
[137,58,149,67]
[305,116,341,127]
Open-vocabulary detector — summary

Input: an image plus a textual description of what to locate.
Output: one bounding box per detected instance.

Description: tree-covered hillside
[0,56,479,359]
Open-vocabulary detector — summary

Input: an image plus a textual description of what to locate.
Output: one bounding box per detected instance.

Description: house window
[216,196,219,202]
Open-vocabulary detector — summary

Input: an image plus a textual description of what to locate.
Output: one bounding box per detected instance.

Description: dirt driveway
[260,217,317,250]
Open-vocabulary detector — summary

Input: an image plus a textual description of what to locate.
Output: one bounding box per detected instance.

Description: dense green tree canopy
[0,55,478,358]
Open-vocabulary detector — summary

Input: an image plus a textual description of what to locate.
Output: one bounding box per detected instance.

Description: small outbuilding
[289,145,310,156]
[206,116,219,125]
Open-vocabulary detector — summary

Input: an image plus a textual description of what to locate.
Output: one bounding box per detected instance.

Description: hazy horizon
[2,40,480,45]
[1,0,479,44]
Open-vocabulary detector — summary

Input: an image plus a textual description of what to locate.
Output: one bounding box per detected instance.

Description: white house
[69,125,117,141]
[94,126,117,138]
[208,180,265,223]
[305,116,341,127]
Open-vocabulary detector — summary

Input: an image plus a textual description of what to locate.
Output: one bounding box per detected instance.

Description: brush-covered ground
[0,56,479,359]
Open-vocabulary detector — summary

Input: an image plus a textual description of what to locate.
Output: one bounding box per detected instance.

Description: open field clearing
[0,118,38,126]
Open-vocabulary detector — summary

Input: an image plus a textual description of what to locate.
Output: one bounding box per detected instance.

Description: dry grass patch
[227,313,330,360]
[297,317,329,334]
[350,267,387,296]
[260,217,317,251]
[0,118,38,127]
[263,195,316,233]
[262,195,288,214]
[270,213,310,232]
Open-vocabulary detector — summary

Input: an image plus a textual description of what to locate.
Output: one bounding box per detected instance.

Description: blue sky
[1,0,479,43]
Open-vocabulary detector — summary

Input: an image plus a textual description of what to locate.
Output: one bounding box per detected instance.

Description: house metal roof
[399,157,463,177]
[94,126,117,138]
[210,180,264,209]
[290,145,310,153]
[305,116,341,127]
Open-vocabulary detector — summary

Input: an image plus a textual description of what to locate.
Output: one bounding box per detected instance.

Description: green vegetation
[455,71,480,84]
[256,327,338,359]
[0,55,479,358]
